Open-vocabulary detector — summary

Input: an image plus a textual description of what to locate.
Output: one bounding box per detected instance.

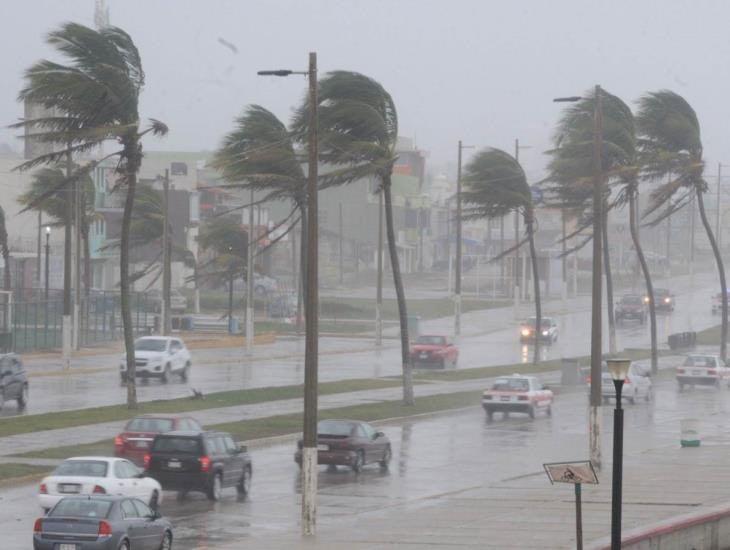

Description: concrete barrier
[588,502,730,550]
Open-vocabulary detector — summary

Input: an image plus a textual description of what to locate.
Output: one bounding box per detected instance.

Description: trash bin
[561,358,581,386]
[680,418,701,447]
[407,315,421,339]
[182,316,194,331]
[228,317,239,334]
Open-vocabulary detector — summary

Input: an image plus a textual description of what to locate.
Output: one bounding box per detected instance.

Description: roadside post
[544,460,599,550]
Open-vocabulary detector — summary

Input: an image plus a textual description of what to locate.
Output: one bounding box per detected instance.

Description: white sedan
[120,336,192,383]
[481,374,554,420]
[38,457,162,512]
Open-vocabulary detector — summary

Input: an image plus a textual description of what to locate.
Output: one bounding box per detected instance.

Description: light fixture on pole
[455,140,474,337]
[606,358,630,550]
[554,87,604,470]
[258,53,319,536]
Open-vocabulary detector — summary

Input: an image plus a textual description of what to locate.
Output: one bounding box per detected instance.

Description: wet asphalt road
[0,271,718,417]
[4,374,730,549]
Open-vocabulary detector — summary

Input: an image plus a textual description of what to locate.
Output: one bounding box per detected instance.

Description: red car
[114,414,203,466]
[409,335,459,368]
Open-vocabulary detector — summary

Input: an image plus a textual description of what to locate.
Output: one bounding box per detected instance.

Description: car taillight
[708,369,717,375]
[624,376,631,385]
[114,436,124,447]
[39,483,47,494]
[98,520,112,537]
[92,485,106,494]
[518,395,529,401]
[33,518,42,534]
[199,456,211,472]
[143,454,151,469]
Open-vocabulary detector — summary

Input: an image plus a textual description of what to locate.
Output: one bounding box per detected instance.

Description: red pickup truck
[409,335,459,369]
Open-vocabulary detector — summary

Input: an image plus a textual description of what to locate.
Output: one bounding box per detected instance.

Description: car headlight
[643,297,650,303]
[542,330,549,336]
[664,297,671,303]
[521,329,530,337]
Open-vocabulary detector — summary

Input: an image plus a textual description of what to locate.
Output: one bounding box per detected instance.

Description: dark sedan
[645,288,675,312]
[294,419,391,472]
[33,495,172,550]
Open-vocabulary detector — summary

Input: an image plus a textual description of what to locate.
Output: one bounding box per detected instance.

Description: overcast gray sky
[3,0,730,180]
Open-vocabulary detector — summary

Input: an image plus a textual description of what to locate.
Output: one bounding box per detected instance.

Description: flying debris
[217,37,238,54]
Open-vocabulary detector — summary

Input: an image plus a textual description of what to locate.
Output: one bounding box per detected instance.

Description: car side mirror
[375,431,385,439]
[236,444,247,454]
[147,510,161,520]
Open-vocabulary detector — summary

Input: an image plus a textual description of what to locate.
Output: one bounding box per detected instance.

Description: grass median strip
[0,378,404,439]
[0,463,52,482]
[13,390,482,461]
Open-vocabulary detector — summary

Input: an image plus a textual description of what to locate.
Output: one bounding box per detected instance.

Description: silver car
[33,495,172,550]
[601,362,653,404]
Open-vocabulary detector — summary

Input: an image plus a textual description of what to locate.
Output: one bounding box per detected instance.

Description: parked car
[147,288,187,313]
[115,414,203,466]
[33,495,172,550]
[268,292,298,318]
[294,419,391,472]
[677,354,730,391]
[144,430,252,501]
[644,288,675,312]
[409,335,459,368]
[601,362,653,404]
[519,317,558,344]
[481,375,553,420]
[38,457,162,513]
[711,291,730,315]
[120,336,192,383]
[0,353,28,410]
[615,295,646,324]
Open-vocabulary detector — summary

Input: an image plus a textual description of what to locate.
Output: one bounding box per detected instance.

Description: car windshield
[317,420,354,436]
[416,336,446,345]
[135,339,167,352]
[684,356,717,368]
[621,296,643,305]
[126,418,174,432]
[525,318,551,328]
[54,460,108,477]
[50,499,112,518]
[492,378,530,391]
[151,436,201,454]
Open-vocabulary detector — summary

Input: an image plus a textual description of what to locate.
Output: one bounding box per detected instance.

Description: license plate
[500,396,511,402]
[168,460,181,468]
[59,484,80,494]
[59,545,77,550]
[135,440,149,448]
[693,370,701,376]
[419,353,428,358]
[317,444,329,451]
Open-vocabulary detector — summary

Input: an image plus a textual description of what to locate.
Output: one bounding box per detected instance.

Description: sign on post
[544,461,599,550]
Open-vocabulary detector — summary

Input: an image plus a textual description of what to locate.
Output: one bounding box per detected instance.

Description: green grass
[0,378,403,439]
[696,324,722,346]
[14,390,481,460]
[320,297,508,322]
[0,463,51,481]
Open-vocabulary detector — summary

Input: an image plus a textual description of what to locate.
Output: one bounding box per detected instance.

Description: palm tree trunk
[120,147,138,410]
[297,205,307,335]
[526,210,541,364]
[696,189,728,361]
[602,205,617,353]
[228,268,234,334]
[629,189,657,373]
[383,173,414,405]
[2,246,9,291]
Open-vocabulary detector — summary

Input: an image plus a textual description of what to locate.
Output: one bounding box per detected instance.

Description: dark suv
[615,295,646,325]
[144,431,252,501]
[0,353,28,410]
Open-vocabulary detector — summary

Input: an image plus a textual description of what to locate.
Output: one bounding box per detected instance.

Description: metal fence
[1,291,158,353]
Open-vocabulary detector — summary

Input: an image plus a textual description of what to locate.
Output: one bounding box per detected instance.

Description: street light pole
[162,169,170,336]
[376,191,383,347]
[455,140,474,337]
[246,188,255,355]
[607,358,630,550]
[44,227,51,301]
[554,87,604,469]
[259,53,319,536]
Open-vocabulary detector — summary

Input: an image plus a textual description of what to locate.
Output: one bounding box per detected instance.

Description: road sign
[543,461,599,485]
[530,185,544,205]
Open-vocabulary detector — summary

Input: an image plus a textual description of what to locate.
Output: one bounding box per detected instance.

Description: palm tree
[636,90,728,360]
[13,23,167,409]
[462,148,542,363]
[18,167,96,296]
[292,71,414,405]
[211,104,306,323]
[0,207,10,291]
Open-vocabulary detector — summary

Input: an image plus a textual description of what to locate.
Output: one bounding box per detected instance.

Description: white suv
[120,337,192,383]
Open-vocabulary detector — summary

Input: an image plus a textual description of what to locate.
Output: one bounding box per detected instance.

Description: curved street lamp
[607,357,631,550]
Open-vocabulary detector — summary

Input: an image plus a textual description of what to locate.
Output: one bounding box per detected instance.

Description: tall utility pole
[455,140,474,337]
[62,149,72,369]
[553,87,604,469]
[717,163,728,251]
[246,188,255,355]
[73,168,82,349]
[376,191,384,347]
[36,211,42,287]
[161,169,171,336]
[258,52,319,536]
[338,202,344,285]
[561,209,568,305]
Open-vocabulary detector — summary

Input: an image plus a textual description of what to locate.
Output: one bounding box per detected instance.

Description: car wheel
[180,362,191,382]
[17,385,28,409]
[546,405,552,417]
[628,392,636,405]
[119,540,130,550]
[207,473,223,501]
[149,490,159,511]
[161,364,171,384]
[528,406,535,419]
[485,409,493,422]
[379,445,392,470]
[237,466,252,498]
[159,531,172,550]
[645,388,653,402]
[351,450,364,473]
